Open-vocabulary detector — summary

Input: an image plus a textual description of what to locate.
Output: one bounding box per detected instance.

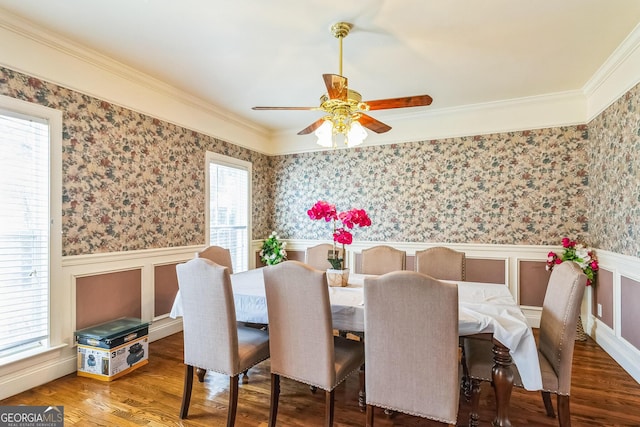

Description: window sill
[0,343,68,370]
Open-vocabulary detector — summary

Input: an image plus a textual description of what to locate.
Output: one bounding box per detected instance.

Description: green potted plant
[259,231,287,266]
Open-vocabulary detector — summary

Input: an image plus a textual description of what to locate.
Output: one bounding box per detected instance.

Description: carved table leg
[358,364,366,412]
[491,340,514,427]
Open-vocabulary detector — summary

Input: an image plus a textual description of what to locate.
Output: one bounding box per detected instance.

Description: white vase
[327,268,349,287]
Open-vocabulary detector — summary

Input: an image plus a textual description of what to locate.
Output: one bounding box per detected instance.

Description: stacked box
[75,317,149,381]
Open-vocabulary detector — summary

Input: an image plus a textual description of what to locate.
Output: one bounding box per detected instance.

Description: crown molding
[0,8,274,155]
[584,22,640,122]
[272,90,587,155]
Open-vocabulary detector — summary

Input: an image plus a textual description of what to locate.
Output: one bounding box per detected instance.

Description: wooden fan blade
[297,118,326,135]
[323,74,348,101]
[365,95,433,110]
[252,106,316,110]
[359,114,392,134]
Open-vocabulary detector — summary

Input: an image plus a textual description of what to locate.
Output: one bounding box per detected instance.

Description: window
[0,96,61,362]
[206,152,251,273]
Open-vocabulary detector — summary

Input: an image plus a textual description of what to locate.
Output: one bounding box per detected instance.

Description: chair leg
[542,391,556,417]
[469,379,481,427]
[196,367,206,382]
[268,373,280,427]
[180,365,194,419]
[242,369,249,384]
[227,375,239,427]
[557,394,571,427]
[366,404,374,427]
[325,389,335,427]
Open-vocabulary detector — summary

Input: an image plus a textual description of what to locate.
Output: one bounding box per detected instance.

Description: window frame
[205,151,252,272]
[0,94,62,365]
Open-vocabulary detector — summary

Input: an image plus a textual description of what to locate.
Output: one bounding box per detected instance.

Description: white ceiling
[1,0,640,149]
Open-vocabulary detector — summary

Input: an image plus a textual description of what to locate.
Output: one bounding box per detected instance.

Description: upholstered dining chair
[197,245,234,274]
[415,246,466,281]
[414,246,468,390]
[364,271,460,426]
[305,243,341,271]
[464,261,587,427]
[360,245,406,275]
[263,260,365,427]
[176,258,270,426]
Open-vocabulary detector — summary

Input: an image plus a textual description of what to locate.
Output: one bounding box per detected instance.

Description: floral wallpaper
[588,83,640,258]
[0,67,273,256]
[271,127,590,245]
[3,64,639,257]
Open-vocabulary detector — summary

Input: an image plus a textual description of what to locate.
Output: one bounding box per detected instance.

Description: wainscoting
[1,241,638,400]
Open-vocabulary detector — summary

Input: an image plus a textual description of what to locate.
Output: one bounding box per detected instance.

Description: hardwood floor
[2,331,640,426]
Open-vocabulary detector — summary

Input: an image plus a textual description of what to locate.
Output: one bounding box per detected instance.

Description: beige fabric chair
[263,260,365,427]
[464,261,587,427]
[414,246,468,387]
[176,258,270,426]
[360,245,406,275]
[305,243,341,271]
[197,245,234,274]
[364,271,459,426]
[415,246,466,281]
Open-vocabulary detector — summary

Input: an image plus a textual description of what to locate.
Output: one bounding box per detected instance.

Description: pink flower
[338,209,372,229]
[308,201,371,265]
[548,238,599,287]
[307,201,337,222]
[333,228,353,245]
[562,237,576,248]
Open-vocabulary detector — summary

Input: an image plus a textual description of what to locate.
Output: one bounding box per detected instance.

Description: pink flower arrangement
[546,237,599,286]
[307,200,371,269]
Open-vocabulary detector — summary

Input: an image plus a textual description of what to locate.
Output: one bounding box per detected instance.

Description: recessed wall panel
[593,269,613,328]
[466,259,505,284]
[519,260,550,307]
[76,269,142,329]
[155,263,180,317]
[621,276,640,351]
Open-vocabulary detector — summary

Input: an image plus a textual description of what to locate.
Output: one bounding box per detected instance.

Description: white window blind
[0,112,50,356]
[208,158,250,272]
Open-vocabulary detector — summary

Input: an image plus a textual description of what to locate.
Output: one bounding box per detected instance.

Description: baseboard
[590,317,640,384]
[0,355,77,401]
[149,317,183,342]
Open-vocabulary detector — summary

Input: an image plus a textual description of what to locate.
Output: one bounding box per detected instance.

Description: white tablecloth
[170,268,542,390]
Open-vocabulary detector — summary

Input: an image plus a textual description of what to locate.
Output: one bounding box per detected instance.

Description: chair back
[197,245,234,274]
[305,243,341,271]
[364,271,459,424]
[361,245,406,275]
[415,247,466,281]
[263,261,336,390]
[539,261,586,394]
[176,258,239,375]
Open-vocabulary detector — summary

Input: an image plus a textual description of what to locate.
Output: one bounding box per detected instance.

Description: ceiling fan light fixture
[346,121,367,147]
[252,21,433,148]
[314,120,334,148]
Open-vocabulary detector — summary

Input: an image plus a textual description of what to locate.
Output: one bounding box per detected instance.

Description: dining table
[170,267,542,427]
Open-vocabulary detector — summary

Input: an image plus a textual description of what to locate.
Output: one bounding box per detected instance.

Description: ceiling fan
[252,22,433,148]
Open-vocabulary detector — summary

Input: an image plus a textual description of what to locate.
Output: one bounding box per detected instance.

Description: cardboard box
[75,318,149,381]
